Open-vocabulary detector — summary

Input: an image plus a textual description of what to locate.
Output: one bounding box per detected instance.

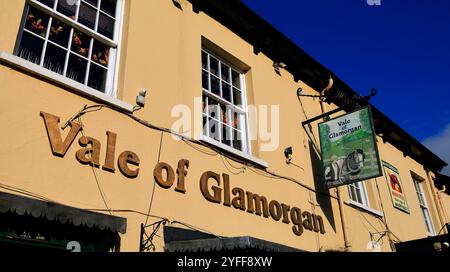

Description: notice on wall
[382,161,410,213]
[319,106,382,188]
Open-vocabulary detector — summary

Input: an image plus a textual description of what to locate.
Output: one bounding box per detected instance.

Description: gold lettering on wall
[40,111,327,237]
[76,136,101,167]
[103,131,117,172]
[118,151,140,178]
[40,111,81,157]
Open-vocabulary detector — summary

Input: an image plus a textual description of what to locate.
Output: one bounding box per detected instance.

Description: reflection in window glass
[202,51,208,70]
[25,7,49,37]
[202,70,209,90]
[101,0,117,17]
[78,2,97,30]
[209,57,219,77]
[37,0,55,8]
[233,129,242,151]
[88,64,107,92]
[17,32,44,64]
[221,63,230,83]
[57,0,76,19]
[233,88,242,107]
[71,30,91,57]
[222,82,232,102]
[210,76,220,96]
[98,13,115,39]
[67,54,88,83]
[232,70,240,89]
[92,40,109,67]
[43,43,67,75]
[49,19,70,48]
[222,124,231,146]
[84,0,99,7]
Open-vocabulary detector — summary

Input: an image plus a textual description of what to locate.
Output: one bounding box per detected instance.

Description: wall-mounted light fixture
[136,89,148,108]
[284,146,293,164]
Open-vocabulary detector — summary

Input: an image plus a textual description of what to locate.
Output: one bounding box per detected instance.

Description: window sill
[0,51,133,113]
[200,135,268,169]
[346,200,384,218]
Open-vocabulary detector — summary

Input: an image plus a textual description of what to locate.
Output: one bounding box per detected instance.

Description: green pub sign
[319,106,382,188]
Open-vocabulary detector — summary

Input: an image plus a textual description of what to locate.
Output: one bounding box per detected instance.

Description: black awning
[434,174,450,195]
[395,233,450,253]
[0,191,126,234]
[163,226,302,252]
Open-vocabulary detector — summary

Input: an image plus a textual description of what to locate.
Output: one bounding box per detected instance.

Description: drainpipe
[437,185,449,224]
[336,187,352,251]
[426,170,448,234]
[319,76,351,251]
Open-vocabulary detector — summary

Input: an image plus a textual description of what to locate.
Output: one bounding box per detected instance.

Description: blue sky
[241,0,450,173]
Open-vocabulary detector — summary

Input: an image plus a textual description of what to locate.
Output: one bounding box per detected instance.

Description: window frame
[348,181,369,207]
[413,177,435,236]
[201,48,251,155]
[14,0,124,97]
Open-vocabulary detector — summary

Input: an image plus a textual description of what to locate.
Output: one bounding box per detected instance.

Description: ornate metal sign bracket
[301,89,377,127]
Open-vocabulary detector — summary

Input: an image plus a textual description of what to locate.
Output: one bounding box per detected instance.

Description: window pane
[37,0,55,8]
[232,70,241,89]
[25,7,50,38]
[210,75,220,96]
[220,104,227,124]
[43,43,67,75]
[78,2,97,30]
[222,82,232,102]
[222,124,231,146]
[71,30,91,57]
[231,112,240,129]
[203,115,208,137]
[17,32,44,64]
[208,99,219,120]
[100,0,117,17]
[84,0,99,7]
[88,64,107,92]
[202,95,208,115]
[349,186,357,202]
[49,19,71,48]
[91,40,110,67]
[233,88,242,107]
[209,56,219,77]
[202,70,209,90]
[208,118,219,141]
[98,13,115,39]
[233,129,242,151]
[67,54,88,83]
[57,0,77,19]
[221,63,230,82]
[201,51,208,70]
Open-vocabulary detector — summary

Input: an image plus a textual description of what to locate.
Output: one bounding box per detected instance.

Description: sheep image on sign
[318,106,382,188]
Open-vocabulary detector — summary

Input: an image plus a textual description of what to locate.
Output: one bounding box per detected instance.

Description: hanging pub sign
[382,161,410,213]
[318,106,382,188]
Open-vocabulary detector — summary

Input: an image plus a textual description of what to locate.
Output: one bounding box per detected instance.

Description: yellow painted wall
[0,0,447,252]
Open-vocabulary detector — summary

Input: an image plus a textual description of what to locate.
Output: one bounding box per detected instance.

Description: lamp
[136,89,148,108]
[284,147,293,163]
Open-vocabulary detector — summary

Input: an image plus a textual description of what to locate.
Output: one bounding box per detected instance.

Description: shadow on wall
[309,140,336,233]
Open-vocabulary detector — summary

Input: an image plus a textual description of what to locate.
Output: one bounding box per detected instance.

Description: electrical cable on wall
[144,131,165,226]
[76,113,113,216]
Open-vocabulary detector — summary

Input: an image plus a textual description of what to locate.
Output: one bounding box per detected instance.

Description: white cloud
[422,124,450,175]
